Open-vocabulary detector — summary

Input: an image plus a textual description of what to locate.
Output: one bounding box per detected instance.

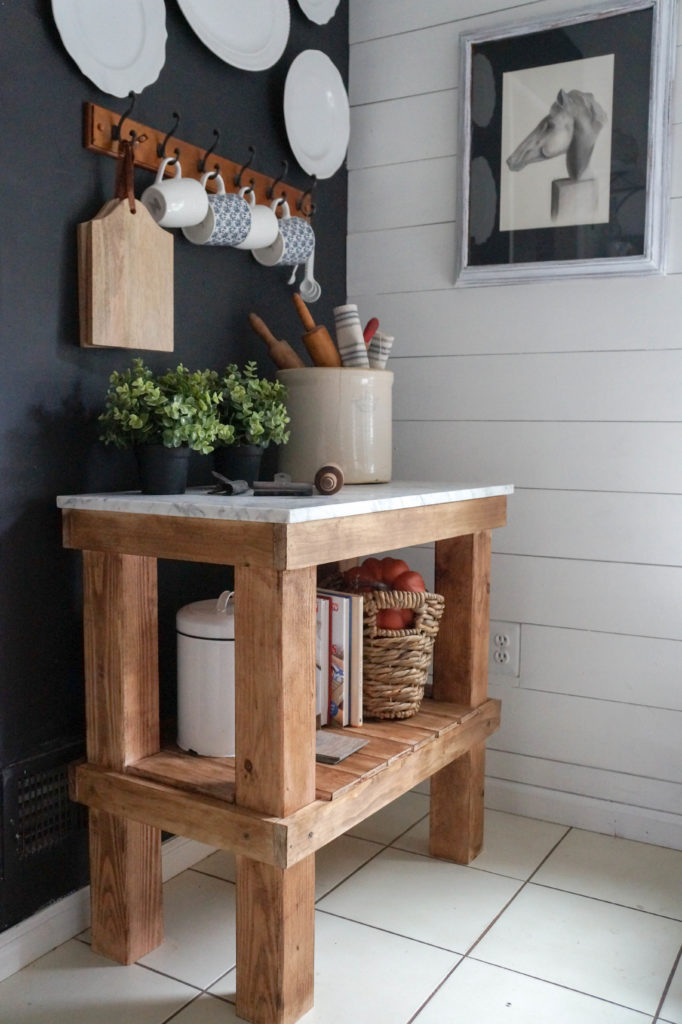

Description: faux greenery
[98,358,235,454]
[210,362,290,448]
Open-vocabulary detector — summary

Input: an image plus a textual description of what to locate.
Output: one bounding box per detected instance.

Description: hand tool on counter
[292,293,342,366]
[363,317,379,345]
[248,312,306,369]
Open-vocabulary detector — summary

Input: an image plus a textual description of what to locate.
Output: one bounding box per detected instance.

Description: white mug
[141,156,209,229]
[234,190,279,250]
[182,176,253,246]
[253,199,316,267]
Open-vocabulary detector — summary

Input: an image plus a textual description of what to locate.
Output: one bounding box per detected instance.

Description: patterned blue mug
[252,199,315,267]
[181,174,252,247]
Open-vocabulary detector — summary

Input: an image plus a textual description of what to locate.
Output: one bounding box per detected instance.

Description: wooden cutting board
[78,198,174,350]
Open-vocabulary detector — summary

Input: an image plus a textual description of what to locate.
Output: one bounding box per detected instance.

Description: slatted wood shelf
[71,698,500,869]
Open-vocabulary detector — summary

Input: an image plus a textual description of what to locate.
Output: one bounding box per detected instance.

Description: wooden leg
[90,811,163,964]
[236,856,315,1024]
[430,533,492,863]
[82,551,163,962]
[234,565,317,1024]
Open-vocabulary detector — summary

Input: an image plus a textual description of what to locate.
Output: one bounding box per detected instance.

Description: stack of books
[316,588,363,729]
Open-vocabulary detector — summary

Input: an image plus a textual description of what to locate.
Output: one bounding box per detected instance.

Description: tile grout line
[652,941,682,1023]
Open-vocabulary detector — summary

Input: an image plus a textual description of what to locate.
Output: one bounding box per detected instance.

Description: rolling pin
[248,313,305,369]
[292,293,342,367]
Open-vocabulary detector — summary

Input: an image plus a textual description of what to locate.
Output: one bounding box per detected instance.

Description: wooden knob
[315,463,344,495]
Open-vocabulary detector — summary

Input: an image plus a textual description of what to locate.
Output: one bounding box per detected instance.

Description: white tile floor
[1,795,681,1024]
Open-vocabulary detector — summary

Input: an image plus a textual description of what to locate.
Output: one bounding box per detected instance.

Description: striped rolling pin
[333,304,370,367]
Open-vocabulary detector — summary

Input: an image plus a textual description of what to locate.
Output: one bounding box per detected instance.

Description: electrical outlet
[489,621,520,677]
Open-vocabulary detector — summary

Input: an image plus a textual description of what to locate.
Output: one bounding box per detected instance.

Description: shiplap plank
[347,276,682,355]
[487,682,682,781]
[520,624,682,709]
[350,23,459,104]
[392,351,682,422]
[499,490,682,565]
[392,421,682,493]
[349,0,575,44]
[490,554,682,639]
[487,749,682,815]
[348,197,682,293]
[486,777,682,849]
[348,158,457,233]
[348,90,456,169]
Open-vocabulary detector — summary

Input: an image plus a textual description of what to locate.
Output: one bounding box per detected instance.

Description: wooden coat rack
[83,102,314,216]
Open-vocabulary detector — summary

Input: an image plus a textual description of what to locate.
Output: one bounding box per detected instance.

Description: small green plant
[211,362,290,447]
[98,358,234,454]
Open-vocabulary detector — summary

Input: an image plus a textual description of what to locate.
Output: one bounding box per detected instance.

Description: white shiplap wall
[348,0,682,848]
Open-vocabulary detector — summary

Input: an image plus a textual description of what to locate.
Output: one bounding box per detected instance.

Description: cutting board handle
[114,139,136,214]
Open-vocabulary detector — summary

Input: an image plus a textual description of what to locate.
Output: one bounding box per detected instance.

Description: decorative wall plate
[284,50,349,178]
[52,0,167,97]
[177,0,290,71]
[297,0,340,25]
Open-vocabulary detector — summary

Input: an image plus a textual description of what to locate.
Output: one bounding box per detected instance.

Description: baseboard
[0,836,216,984]
[486,777,682,850]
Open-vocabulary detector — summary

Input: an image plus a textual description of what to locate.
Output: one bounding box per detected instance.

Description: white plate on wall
[51,0,167,97]
[297,0,340,25]
[177,0,290,71]
[284,50,349,179]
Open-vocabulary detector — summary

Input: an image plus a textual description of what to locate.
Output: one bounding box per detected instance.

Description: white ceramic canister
[176,591,235,757]
[276,368,393,484]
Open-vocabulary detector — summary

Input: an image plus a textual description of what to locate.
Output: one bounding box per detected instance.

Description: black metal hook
[296,175,318,216]
[198,128,220,173]
[157,111,181,163]
[111,91,137,141]
[266,159,289,199]
[233,145,256,187]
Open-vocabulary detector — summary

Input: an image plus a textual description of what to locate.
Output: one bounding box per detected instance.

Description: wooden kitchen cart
[58,482,511,1024]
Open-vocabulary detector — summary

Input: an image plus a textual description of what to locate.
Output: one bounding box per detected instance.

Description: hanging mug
[233,190,279,250]
[141,156,209,229]
[182,175,253,246]
[252,199,316,267]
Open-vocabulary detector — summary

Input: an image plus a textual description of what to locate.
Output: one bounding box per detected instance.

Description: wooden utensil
[78,140,174,350]
[363,317,379,344]
[248,313,305,368]
[292,293,341,367]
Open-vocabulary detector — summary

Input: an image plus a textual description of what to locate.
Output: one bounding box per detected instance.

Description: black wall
[0,0,348,930]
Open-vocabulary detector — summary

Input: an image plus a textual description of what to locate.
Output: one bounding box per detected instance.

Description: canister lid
[176,591,235,640]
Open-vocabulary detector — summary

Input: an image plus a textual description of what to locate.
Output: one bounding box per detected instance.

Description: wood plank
[83,551,159,767]
[72,763,287,866]
[429,745,486,863]
[392,421,682,497]
[283,700,501,865]
[283,496,507,569]
[129,750,237,803]
[343,720,436,749]
[89,810,163,965]
[82,550,163,964]
[434,533,491,707]
[236,855,315,1024]
[63,508,282,567]
[234,566,317,816]
[348,91,456,169]
[348,277,682,356]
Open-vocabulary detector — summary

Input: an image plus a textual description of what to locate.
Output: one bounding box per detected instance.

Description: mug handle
[156,155,182,182]
[240,186,256,207]
[271,197,290,219]
[201,171,226,194]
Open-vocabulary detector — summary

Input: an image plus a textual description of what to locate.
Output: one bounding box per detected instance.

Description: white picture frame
[455,0,677,286]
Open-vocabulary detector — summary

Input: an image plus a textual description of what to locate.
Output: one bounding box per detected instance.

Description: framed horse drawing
[455,0,676,285]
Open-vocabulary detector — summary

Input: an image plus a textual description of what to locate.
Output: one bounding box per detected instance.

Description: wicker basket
[361,588,445,720]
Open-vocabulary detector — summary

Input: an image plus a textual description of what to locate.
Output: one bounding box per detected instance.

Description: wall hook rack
[111,91,137,142]
[267,159,289,200]
[233,145,256,188]
[297,175,318,217]
[83,103,310,215]
[198,129,220,173]
[157,111,181,162]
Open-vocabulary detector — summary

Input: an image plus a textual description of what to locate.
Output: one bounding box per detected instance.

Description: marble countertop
[57,481,513,525]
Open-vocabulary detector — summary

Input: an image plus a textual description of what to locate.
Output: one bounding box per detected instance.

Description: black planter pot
[135,445,191,495]
[213,444,264,487]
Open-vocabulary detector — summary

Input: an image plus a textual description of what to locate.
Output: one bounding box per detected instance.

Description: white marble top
[57,481,513,525]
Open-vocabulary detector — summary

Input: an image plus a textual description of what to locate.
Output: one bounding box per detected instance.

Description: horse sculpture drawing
[506,88,608,181]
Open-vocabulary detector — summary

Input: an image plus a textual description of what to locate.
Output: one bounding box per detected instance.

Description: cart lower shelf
[71,697,500,871]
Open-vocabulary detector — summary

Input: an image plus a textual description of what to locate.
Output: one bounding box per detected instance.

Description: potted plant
[209,361,290,484]
[98,358,234,494]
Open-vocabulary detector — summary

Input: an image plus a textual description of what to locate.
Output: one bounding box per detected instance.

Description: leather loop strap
[114,139,136,214]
